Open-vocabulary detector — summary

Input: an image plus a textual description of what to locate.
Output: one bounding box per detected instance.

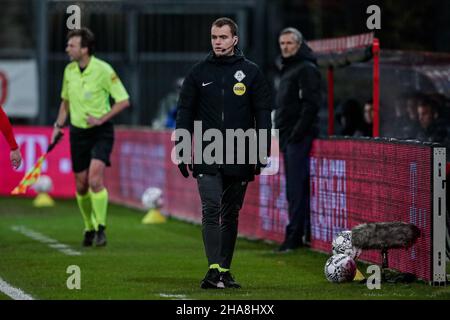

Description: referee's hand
[87,114,103,126]
[51,127,63,145]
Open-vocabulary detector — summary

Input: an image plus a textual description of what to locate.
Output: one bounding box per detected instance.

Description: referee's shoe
[82,230,96,247]
[95,225,107,247]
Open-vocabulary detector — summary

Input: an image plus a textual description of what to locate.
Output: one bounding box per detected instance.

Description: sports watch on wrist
[54,122,64,129]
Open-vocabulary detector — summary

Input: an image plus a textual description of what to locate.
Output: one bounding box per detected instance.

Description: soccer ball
[332,230,360,259]
[33,175,53,193]
[324,254,357,283]
[141,187,163,209]
[332,230,352,255]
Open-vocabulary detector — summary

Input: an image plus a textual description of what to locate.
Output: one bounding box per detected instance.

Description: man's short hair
[279,27,303,44]
[212,17,238,36]
[418,97,438,112]
[67,27,95,55]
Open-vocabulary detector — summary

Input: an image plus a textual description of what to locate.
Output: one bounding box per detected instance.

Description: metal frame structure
[308,33,377,137]
[432,147,447,285]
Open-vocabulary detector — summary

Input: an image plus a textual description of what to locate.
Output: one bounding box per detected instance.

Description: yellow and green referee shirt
[61,55,129,129]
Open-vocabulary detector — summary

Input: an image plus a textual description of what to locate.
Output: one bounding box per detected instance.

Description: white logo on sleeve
[202,82,213,87]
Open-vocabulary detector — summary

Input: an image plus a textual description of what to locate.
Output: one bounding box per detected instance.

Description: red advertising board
[108,131,433,282]
[0,126,75,197]
[106,129,287,243]
[309,139,432,281]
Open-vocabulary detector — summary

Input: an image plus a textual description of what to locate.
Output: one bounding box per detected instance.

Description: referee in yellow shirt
[51,27,130,247]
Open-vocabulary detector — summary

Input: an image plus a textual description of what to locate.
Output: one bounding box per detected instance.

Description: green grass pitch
[0,197,449,300]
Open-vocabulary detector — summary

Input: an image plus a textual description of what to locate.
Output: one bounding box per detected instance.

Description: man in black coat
[175,17,272,289]
[275,27,323,252]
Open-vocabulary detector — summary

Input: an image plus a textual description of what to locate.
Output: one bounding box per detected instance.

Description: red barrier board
[106,129,286,243]
[0,126,75,197]
[309,139,432,281]
[107,131,433,280]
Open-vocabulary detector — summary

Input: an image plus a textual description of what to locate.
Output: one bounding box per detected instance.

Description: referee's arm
[51,99,69,144]
[87,66,130,126]
[53,65,70,144]
[86,99,130,126]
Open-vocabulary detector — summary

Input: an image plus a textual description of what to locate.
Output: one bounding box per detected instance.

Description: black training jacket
[275,43,323,152]
[176,49,272,180]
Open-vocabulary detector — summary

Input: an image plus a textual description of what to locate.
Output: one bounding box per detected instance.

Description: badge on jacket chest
[234,70,246,82]
[233,82,246,96]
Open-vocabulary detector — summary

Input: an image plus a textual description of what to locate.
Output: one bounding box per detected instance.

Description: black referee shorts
[69,122,114,173]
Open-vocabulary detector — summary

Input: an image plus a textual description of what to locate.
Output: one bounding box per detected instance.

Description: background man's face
[66,36,85,61]
[211,25,237,57]
[417,105,434,129]
[279,33,301,58]
[364,103,374,124]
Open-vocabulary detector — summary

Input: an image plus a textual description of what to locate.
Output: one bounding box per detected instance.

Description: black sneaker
[220,271,241,289]
[95,225,107,247]
[82,230,96,247]
[200,269,225,289]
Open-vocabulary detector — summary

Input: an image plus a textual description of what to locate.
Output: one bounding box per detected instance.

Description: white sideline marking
[11,225,81,256]
[159,293,191,300]
[0,277,34,300]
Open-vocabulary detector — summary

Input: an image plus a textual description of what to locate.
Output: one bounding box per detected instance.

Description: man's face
[211,25,237,57]
[417,105,434,129]
[66,36,86,61]
[364,103,374,124]
[279,33,301,58]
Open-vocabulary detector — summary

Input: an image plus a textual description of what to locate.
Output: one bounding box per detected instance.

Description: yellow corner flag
[11,155,45,195]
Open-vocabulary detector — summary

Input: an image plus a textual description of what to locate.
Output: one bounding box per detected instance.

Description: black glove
[254,157,269,176]
[178,163,193,178]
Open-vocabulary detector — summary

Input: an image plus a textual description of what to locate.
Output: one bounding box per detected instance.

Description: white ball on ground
[141,187,163,209]
[324,254,357,283]
[33,175,53,193]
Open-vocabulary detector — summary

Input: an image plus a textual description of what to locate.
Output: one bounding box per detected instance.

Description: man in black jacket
[175,17,272,289]
[275,27,322,252]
